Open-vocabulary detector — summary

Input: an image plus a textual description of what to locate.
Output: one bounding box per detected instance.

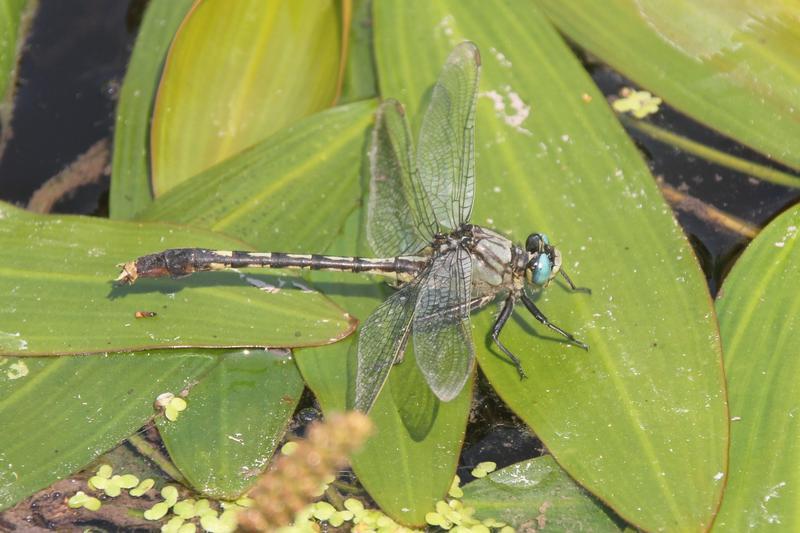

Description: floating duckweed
[436,500,451,515]
[448,475,464,498]
[481,518,506,528]
[426,511,446,526]
[178,523,197,533]
[87,475,107,491]
[281,441,299,455]
[115,474,140,489]
[173,498,197,518]
[83,496,102,512]
[144,501,171,521]
[344,497,364,514]
[200,511,238,533]
[199,511,219,531]
[194,498,214,517]
[311,501,335,520]
[103,478,123,497]
[162,485,180,506]
[101,474,139,498]
[612,88,662,119]
[443,506,462,525]
[88,464,114,489]
[329,510,352,527]
[471,462,497,478]
[155,392,175,407]
[219,509,239,530]
[130,478,155,497]
[376,514,394,528]
[235,496,254,507]
[293,505,314,524]
[165,397,188,421]
[67,491,88,508]
[162,516,186,533]
[67,490,101,511]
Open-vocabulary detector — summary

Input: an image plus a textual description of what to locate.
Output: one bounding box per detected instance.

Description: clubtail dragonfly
[117,42,587,412]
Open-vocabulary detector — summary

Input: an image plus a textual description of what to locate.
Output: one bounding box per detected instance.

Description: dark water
[0,0,141,215]
[2,0,800,511]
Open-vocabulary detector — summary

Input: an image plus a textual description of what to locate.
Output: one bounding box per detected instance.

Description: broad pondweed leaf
[296,208,473,527]
[0,351,218,510]
[538,0,800,171]
[0,201,353,355]
[109,0,194,219]
[156,350,304,499]
[461,455,622,531]
[714,205,800,530]
[136,101,374,500]
[338,0,378,104]
[150,0,342,195]
[139,100,375,253]
[373,2,726,531]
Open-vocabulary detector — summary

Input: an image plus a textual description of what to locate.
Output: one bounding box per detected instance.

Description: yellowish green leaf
[0,201,353,355]
[372,2,726,531]
[151,0,342,194]
[109,0,194,219]
[538,0,800,170]
[714,205,800,530]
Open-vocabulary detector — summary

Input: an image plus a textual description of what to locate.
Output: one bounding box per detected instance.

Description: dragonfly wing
[416,41,480,231]
[412,247,474,401]
[368,100,435,256]
[355,279,423,412]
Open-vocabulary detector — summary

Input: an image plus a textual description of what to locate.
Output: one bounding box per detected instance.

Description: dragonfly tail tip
[115,261,139,285]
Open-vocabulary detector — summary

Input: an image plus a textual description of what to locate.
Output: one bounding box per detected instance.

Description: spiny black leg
[560,268,591,294]
[491,296,527,379]
[521,293,588,350]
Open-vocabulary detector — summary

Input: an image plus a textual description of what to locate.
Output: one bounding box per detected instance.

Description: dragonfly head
[524,233,562,287]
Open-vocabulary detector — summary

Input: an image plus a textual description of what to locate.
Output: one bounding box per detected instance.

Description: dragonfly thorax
[463,226,525,297]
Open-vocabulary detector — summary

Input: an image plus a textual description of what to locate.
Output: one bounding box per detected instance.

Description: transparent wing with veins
[411,246,474,401]
[354,273,425,413]
[416,41,481,232]
[367,100,435,256]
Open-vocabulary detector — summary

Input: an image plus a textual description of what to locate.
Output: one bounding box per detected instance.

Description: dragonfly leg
[560,269,591,294]
[521,293,588,350]
[491,296,528,379]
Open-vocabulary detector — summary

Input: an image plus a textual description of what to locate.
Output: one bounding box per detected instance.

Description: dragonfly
[116,42,587,412]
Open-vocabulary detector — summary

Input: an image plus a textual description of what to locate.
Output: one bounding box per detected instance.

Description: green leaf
[151,0,342,195]
[0,0,35,158]
[0,0,27,102]
[0,352,217,510]
[138,101,373,501]
[461,456,622,531]
[109,0,194,219]
[296,208,473,527]
[157,349,303,499]
[537,0,800,171]
[0,201,353,355]
[338,0,378,104]
[714,205,800,530]
[373,3,726,531]
[139,100,375,252]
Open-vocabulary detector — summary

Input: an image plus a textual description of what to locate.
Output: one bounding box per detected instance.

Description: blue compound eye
[532,254,553,285]
[539,233,550,246]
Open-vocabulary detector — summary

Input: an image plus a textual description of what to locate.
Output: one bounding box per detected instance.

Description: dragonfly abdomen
[116,248,426,284]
